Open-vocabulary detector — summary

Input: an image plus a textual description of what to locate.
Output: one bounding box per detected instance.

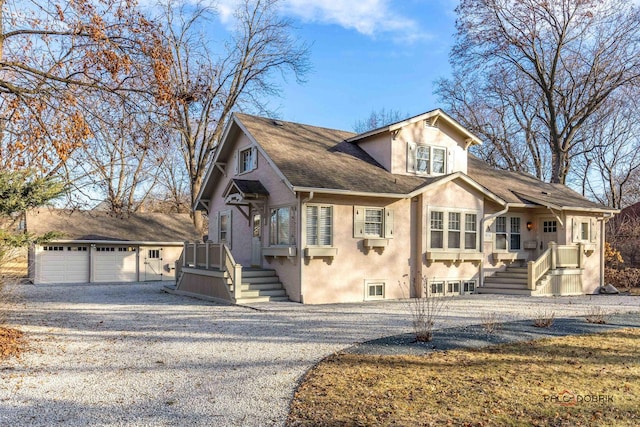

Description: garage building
[27,209,200,284]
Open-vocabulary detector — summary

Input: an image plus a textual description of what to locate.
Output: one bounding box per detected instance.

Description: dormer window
[407,143,446,175]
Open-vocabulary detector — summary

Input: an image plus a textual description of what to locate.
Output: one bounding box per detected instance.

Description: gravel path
[1,282,639,426]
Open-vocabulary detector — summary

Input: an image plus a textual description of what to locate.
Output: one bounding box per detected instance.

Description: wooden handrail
[528,243,583,290]
[222,244,242,301]
[528,248,551,290]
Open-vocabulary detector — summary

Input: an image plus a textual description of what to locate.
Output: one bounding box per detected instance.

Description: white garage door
[93,246,138,282]
[36,245,89,284]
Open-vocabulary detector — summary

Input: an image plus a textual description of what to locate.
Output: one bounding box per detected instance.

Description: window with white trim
[219,210,232,246]
[238,147,257,174]
[447,281,460,294]
[366,282,385,300]
[463,280,476,294]
[495,216,521,251]
[270,206,295,246]
[407,143,447,176]
[464,214,477,250]
[429,209,479,251]
[430,281,445,296]
[581,222,589,240]
[306,205,332,246]
[353,207,394,239]
[448,213,461,249]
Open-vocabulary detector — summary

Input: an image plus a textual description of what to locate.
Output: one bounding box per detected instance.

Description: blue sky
[216,0,459,131]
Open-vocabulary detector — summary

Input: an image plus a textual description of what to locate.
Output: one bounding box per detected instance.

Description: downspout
[479,205,509,288]
[600,212,614,291]
[298,192,314,303]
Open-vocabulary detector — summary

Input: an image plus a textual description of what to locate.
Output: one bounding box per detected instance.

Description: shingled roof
[235,113,431,195]
[26,209,201,242]
[467,156,610,211]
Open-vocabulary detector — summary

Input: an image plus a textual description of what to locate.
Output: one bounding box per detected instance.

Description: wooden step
[476,286,533,296]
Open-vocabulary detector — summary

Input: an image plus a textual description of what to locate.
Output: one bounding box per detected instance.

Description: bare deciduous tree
[353,108,406,134]
[159,0,309,231]
[0,0,170,173]
[438,0,640,184]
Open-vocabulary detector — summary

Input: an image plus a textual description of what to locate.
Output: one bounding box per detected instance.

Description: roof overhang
[512,191,619,214]
[223,179,269,205]
[41,240,187,246]
[345,109,483,146]
[292,186,408,199]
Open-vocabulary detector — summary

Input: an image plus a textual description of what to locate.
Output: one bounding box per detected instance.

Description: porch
[479,242,588,296]
[169,242,289,304]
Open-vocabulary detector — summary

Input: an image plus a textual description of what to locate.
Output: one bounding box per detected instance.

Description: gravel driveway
[1,282,639,426]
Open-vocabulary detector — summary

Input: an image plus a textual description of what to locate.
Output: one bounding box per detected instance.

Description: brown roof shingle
[235,113,430,195]
[27,209,201,242]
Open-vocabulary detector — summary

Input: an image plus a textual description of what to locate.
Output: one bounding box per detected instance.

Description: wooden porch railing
[527,242,584,290]
[181,241,242,300]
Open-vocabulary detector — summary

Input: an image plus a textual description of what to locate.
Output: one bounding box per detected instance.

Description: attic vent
[272,120,284,127]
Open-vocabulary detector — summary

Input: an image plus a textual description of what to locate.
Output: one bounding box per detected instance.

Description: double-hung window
[270,207,295,245]
[448,213,461,249]
[238,147,257,174]
[465,214,477,250]
[430,212,444,249]
[429,209,479,251]
[495,216,521,251]
[354,207,394,239]
[306,205,332,246]
[408,143,447,175]
[416,146,430,174]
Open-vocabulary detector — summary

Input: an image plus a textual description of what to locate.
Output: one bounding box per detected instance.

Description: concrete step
[494,271,528,278]
[476,286,533,296]
[242,269,277,278]
[241,282,284,291]
[481,282,529,290]
[484,277,528,285]
[235,295,290,304]
[240,288,287,298]
[243,276,282,284]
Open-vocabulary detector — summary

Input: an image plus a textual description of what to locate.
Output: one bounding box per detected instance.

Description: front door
[251,212,262,267]
[538,218,558,256]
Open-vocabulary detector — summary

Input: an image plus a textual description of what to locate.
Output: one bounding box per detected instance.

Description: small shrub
[604,267,640,290]
[400,277,448,342]
[532,310,555,328]
[481,312,502,333]
[585,306,610,324]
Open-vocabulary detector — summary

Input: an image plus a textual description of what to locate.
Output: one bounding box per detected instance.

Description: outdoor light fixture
[527,221,533,231]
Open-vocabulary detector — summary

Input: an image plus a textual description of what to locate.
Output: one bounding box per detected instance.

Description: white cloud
[214,0,430,42]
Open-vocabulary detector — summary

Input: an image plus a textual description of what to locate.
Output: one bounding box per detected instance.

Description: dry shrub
[400,277,448,342]
[481,311,502,333]
[532,310,555,328]
[585,306,610,324]
[604,267,640,290]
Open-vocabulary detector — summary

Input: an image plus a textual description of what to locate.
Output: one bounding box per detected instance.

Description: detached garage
[28,209,200,284]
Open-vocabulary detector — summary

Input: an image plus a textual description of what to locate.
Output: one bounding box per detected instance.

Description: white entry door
[251,212,262,267]
[143,248,164,281]
[539,218,558,256]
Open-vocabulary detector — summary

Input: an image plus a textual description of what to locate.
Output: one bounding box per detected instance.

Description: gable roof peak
[345,108,482,146]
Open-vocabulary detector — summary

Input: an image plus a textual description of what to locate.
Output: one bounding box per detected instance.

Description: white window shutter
[233,152,238,175]
[572,218,578,242]
[210,213,219,243]
[354,206,365,238]
[251,147,258,170]
[590,218,597,243]
[447,149,453,174]
[406,142,416,173]
[384,208,394,238]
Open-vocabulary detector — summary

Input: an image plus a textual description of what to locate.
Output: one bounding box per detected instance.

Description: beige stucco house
[174,109,617,304]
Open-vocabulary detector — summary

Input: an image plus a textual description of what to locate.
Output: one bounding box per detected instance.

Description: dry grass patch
[288,328,640,426]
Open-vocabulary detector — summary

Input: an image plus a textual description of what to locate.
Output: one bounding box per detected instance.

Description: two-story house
[173,109,616,304]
